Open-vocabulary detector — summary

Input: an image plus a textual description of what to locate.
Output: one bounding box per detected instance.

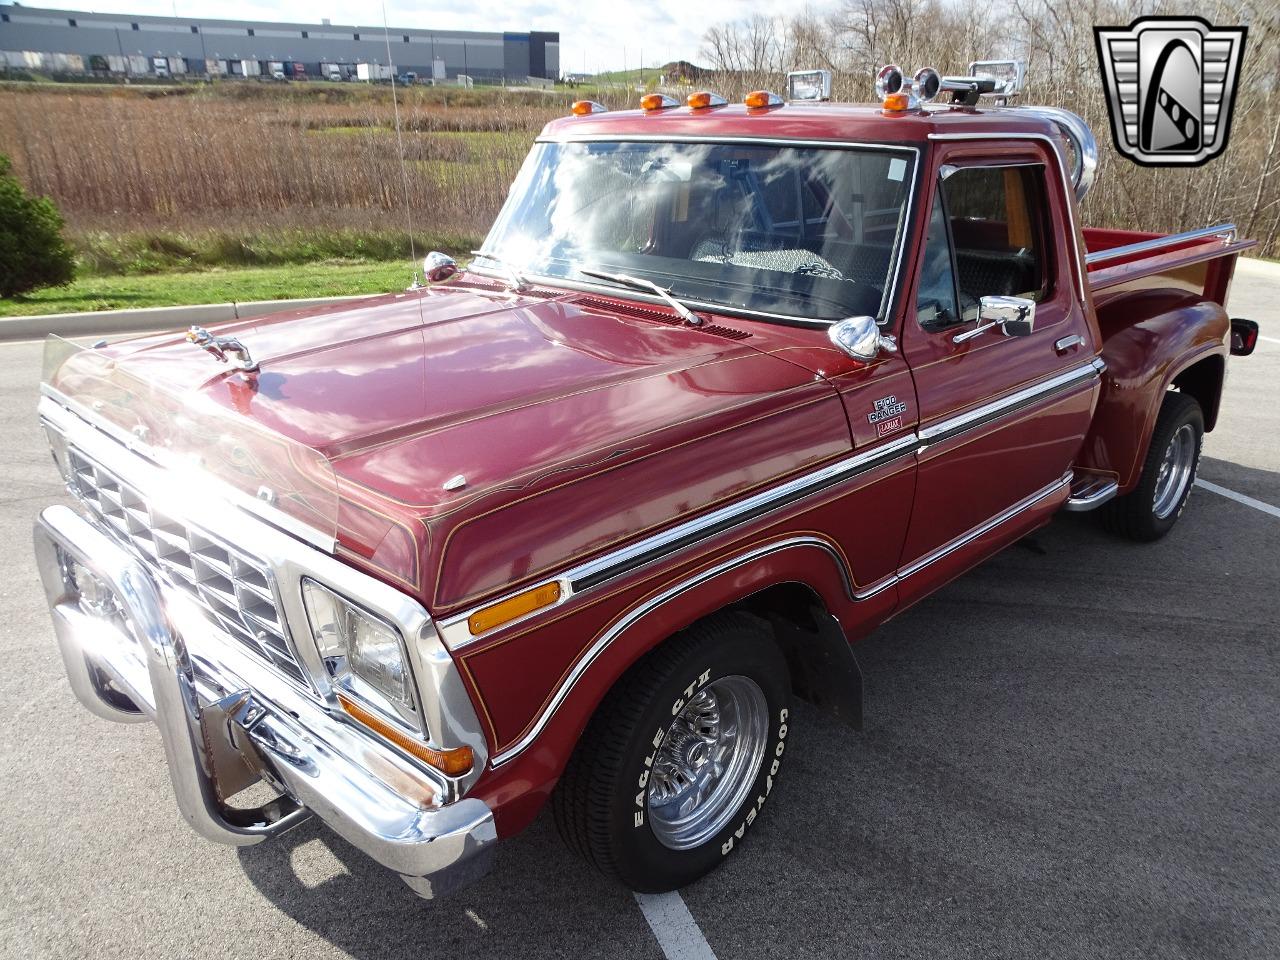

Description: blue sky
[27,0,748,73]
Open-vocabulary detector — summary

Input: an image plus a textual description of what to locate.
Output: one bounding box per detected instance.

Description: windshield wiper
[578,268,704,327]
[469,250,529,292]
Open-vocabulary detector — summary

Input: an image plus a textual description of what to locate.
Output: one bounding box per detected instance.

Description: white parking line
[1196,479,1280,519]
[635,891,718,960]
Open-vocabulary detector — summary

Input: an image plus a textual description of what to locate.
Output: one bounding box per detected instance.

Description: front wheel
[1103,391,1204,541]
[553,611,792,892]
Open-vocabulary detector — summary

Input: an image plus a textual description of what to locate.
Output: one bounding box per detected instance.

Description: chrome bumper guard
[34,504,496,899]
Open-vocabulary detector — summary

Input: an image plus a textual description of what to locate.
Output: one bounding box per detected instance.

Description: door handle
[1054,334,1085,354]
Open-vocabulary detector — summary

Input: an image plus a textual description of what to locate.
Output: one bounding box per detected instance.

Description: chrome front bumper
[34,504,496,899]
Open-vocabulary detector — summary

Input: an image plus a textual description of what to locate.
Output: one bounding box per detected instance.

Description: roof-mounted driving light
[640,93,680,111]
[571,100,606,116]
[744,90,784,109]
[686,91,728,110]
[875,64,903,99]
[786,69,832,102]
[913,67,941,103]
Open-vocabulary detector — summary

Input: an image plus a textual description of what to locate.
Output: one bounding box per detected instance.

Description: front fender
[461,535,891,835]
[1078,289,1228,491]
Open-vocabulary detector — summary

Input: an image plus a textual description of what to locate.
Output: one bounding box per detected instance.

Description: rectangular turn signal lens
[467,581,562,636]
[338,693,474,776]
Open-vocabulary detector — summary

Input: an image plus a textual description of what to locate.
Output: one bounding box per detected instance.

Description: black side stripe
[571,441,917,592]
[569,360,1101,595]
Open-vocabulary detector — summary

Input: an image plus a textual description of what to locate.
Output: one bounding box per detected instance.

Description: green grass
[0,260,421,317]
[72,228,478,275]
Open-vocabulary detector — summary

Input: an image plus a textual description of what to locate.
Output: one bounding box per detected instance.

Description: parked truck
[357,62,393,83]
[34,62,1261,901]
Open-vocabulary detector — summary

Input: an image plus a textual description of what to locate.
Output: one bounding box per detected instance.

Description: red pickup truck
[35,73,1260,899]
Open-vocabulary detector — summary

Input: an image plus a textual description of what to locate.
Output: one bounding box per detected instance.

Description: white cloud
[38,0,769,73]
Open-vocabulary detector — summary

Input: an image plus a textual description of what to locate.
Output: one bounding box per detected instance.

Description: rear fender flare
[1082,294,1228,491]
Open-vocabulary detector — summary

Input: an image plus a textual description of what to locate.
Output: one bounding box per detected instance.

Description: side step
[1063,471,1119,512]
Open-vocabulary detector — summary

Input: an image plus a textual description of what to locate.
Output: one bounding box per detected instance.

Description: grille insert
[67,447,310,687]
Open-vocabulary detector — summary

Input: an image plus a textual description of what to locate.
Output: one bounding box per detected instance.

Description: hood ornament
[186,326,259,372]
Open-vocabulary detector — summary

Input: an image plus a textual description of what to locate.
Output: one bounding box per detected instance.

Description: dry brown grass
[0,85,561,238]
[2,50,1277,266]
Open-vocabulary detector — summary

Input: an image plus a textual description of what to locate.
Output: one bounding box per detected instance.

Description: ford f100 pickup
[34,63,1261,898]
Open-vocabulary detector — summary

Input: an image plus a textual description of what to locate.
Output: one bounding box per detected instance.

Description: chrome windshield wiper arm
[469,250,529,292]
[578,268,703,326]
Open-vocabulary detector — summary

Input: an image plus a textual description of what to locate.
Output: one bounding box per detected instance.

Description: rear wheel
[553,611,792,892]
[1103,391,1203,541]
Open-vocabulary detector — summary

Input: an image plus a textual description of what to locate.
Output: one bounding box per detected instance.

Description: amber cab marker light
[467,581,562,636]
[640,93,678,111]
[338,693,474,776]
[686,91,728,110]
[882,92,912,113]
[571,100,606,116]
[744,90,783,109]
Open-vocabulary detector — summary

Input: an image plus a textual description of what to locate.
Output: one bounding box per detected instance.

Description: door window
[917,163,1052,329]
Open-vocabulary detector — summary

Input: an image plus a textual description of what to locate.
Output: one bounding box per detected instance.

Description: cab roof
[539,102,1064,146]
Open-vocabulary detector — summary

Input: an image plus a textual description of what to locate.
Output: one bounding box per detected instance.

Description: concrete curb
[0,294,374,343]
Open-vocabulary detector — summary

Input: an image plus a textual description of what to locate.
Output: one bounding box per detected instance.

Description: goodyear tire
[1103,391,1204,541]
[553,610,792,892]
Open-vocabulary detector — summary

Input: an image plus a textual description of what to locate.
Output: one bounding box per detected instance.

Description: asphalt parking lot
[1,260,1277,960]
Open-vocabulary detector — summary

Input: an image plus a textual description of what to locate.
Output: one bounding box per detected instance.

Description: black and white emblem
[867,396,907,425]
[1094,16,1246,167]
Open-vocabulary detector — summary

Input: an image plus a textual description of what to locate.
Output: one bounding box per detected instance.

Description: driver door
[897,142,1100,604]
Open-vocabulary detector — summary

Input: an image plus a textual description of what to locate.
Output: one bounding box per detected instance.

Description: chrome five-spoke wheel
[647,675,769,851]
[1152,422,1197,520]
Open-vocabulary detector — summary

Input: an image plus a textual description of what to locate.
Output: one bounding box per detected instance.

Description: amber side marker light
[338,693,474,776]
[882,92,912,113]
[687,91,728,110]
[571,99,606,116]
[468,581,562,636]
[641,93,679,111]
[744,90,784,109]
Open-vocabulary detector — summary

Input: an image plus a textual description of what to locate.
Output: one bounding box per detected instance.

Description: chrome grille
[66,446,310,687]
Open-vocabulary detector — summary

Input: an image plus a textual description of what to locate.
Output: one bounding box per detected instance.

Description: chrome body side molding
[490,471,1073,768]
[442,359,1104,654]
[488,536,855,767]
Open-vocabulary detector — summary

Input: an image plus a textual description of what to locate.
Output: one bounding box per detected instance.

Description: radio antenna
[382,2,421,291]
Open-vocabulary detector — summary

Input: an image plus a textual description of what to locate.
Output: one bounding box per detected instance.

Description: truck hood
[83,281,852,611]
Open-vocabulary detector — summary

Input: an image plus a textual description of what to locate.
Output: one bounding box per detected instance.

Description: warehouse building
[0,4,559,81]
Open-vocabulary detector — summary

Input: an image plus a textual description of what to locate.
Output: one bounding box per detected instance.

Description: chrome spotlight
[874,64,903,98]
[913,66,941,102]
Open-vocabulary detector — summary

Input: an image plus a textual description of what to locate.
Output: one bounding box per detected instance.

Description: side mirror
[953,295,1037,343]
[423,251,459,283]
[828,315,899,362]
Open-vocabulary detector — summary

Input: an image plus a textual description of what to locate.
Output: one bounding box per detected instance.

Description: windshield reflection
[481,140,916,323]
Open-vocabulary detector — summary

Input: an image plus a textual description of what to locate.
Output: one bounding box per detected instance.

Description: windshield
[480,140,917,323]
